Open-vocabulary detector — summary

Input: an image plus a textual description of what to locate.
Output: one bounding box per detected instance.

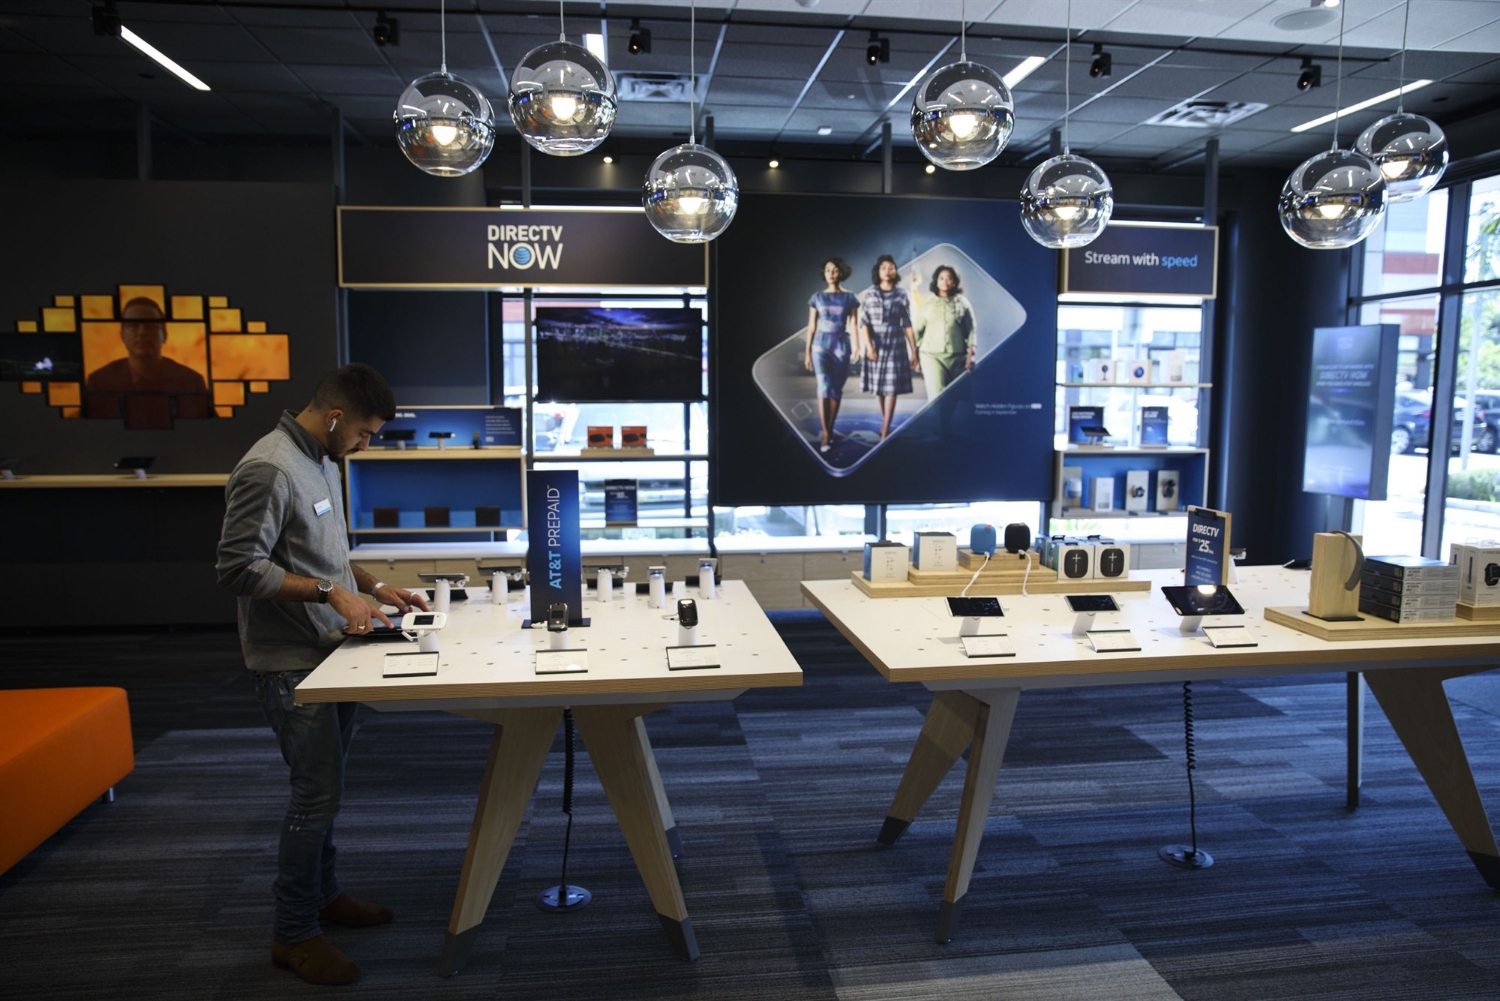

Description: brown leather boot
[319,892,394,928]
[271,934,361,985]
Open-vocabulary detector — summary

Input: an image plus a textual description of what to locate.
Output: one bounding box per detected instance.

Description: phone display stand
[418,631,440,654]
[433,579,451,613]
[698,561,717,600]
[1178,615,1203,634]
[1072,612,1096,637]
[648,573,666,609]
[597,567,613,601]
[677,623,699,646]
[958,616,981,638]
[549,629,570,651]
[491,571,505,606]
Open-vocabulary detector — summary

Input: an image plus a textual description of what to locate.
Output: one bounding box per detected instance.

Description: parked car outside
[1391,390,1496,454]
[1468,391,1500,452]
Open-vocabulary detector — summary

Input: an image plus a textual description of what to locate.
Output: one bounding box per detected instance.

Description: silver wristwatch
[316,579,334,603]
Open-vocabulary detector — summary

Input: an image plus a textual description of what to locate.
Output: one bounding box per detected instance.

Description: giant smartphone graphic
[751,243,1027,476]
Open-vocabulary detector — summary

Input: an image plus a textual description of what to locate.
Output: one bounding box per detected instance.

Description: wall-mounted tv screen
[535,307,704,403]
[0,333,85,382]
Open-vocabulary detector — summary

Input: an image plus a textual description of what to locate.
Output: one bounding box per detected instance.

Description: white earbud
[328,417,338,432]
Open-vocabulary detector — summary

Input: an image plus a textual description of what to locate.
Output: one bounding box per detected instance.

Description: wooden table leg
[1363,666,1500,888]
[636,715,683,857]
[572,704,699,961]
[438,707,562,977]
[937,688,1020,943]
[878,690,985,846]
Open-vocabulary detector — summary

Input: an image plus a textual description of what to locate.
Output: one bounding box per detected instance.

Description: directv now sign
[1060,223,1217,299]
[338,207,707,288]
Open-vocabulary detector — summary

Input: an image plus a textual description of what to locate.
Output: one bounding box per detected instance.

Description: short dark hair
[311,363,396,422]
[120,296,165,321]
[822,256,852,283]
[871,253,899,286]
[929,265,963,297]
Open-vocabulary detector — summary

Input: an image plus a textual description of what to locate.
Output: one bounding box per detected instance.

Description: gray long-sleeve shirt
[216,411,357,673]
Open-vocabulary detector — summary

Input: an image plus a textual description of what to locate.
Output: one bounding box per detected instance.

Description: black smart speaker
[1003,523,1031,556]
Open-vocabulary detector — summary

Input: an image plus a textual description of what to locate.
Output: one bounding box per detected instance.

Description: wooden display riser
[851,567,1152,598]
[1264,605,1500,641]
[1457,602,1500,622]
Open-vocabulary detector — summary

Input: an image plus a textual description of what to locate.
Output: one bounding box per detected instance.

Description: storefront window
[1442,288,1500,555]
[1360,189,1448,298]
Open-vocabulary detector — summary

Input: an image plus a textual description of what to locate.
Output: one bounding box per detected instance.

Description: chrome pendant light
[508,0,618,156]
[1280,1,1386,248]
[642,0,738,244]
[393,0,495,177]
[1354,0,1447,202]
[1019,0,1112,248]
[911,0,1014,171]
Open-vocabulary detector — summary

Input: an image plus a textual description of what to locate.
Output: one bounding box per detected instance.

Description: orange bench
[0,688,135,875]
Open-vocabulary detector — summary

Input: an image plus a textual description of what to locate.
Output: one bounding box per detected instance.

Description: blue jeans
[255,669,359,945]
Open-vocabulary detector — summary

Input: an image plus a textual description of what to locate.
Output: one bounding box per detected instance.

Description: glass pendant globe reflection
[642,144,739,244]
[393,71,496,176]
[1355,112,1448,203]
[508,40,617,156]
[1019,154,1114,248]
[1279,148,1387,249]
[910,61,1014,171]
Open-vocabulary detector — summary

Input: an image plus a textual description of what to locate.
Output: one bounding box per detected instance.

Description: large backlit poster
[1302,324,1398,500]
[714,193,1057,505]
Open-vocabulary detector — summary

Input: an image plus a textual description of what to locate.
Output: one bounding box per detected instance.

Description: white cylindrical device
[418,631,439,653]
[698,561,716,600]
[549,629,570,650]
[597,567,613,601]
[491,571,504,605]
[434,578,451,613]
[677,624,699,646]
[648,572,666,609]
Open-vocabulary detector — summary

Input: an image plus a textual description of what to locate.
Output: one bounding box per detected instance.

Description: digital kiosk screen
[0,334,85,382]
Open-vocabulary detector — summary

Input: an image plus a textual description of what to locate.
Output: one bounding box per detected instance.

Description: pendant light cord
[1332,0,1346,149]
[439,0,447,74]
[960,0,967,63]
[689,0,697,145]
[1063,0,1072,155]
[558,0,566,43]
[1397,0,1411,113]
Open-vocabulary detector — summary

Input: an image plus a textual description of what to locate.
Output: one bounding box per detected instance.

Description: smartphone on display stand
[1160,585,1245,617]
[1066,594,1120,614]
[945,596,1003,618]
[751,242,1028,476]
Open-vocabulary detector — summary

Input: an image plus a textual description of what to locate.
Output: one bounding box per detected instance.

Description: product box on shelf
[1139,405,1170,448]
[621,425,649,449]
[1124,470,1150,513]
[1055,542,1093,581]
[1094,540,1130,580]
[911,532,958,571]
[1156,470,1181,513]
[862,541,910,582]
[1086,358,1115,384]
[1449,543,1500,606]
[1092,476,1115,512]
[1164,350,1187,383]
[587,426,615,449]
[1121,358,1151,384]
[1061,465,1084,507]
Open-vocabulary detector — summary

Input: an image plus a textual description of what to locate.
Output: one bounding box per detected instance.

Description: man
[216,363,428,986]
[84,297,210,427]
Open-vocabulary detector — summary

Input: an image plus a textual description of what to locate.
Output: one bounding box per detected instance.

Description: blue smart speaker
[969,524,997,557]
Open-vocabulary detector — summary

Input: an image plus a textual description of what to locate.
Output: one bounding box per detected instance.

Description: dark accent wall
[1211,168,1351,564]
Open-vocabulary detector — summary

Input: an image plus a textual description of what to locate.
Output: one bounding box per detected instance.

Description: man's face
[326,411,384,460]
[120,303,167,360]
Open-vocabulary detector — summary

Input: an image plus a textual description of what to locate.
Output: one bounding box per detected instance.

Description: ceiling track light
[866,32,890,66]
[1089,43,1111,79]
[1298,57,1322,91]
[373,11,399,47]
[628,18,651,55]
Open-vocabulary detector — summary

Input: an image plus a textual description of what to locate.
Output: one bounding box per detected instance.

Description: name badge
[313,498,333,517]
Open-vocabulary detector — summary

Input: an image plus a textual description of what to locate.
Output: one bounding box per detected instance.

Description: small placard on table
[960,635,1015,658]
[1087,629,1142,653]
[383,652,439,678]
[1203,625,1258,648]
[666,645,720,671]
[536,650,589,675]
